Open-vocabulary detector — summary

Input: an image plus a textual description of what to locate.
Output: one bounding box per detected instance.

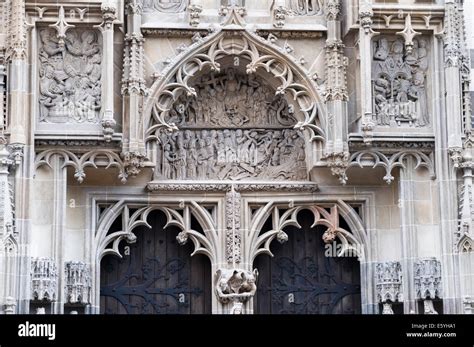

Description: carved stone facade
[30,258,58,302]
[376,261,403,304]
[0,0,472,316]
[65,261,92,305]
[414,258,442,300]
[372,37,429,127]
[38,28,102,124]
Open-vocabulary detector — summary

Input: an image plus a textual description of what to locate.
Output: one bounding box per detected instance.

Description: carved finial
[396,14,421,54]
[49,6,75,47]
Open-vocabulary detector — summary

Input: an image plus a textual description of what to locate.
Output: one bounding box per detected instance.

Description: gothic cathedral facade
[0,0,473,315]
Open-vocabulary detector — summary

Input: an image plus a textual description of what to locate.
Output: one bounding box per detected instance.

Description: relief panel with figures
[372,37,429,128]
[38,28,102,124]
[154,69,308,181]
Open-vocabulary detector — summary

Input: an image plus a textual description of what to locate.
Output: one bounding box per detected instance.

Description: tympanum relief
[372,37,429,128]
[143,0,187,13]
[154,69,308,181]
[38,28,102,124]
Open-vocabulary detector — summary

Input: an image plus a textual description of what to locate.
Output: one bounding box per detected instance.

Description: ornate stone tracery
[38,28,102,124]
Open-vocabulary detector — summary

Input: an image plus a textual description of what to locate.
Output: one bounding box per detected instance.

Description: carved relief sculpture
[214,268,258,314]
[65,261,92,305]
[372,37,429,127]
[154,69,307,181]
[286,0,323,16]
[375,261,403,314]
[31,258,58,302]
[143,0,187,13]
[414,258,442,299]
[38,28,102,124]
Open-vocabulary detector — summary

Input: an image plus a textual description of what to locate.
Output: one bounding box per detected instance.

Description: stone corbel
[375,261,403,314]
[65,261,92,305]
[30,257,58,303]
[414,258,442,314]
[214,268,258,314]
[324,151,350,185]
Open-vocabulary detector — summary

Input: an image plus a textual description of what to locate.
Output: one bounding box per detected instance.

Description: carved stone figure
[156,69,307,181]
[286,0,323,15]
[372,36,429,127]
[38,28,102,124]
[144,0,187,13]
[214,268,258,308]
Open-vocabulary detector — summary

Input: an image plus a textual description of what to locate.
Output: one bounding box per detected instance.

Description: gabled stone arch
[143,28,328,167]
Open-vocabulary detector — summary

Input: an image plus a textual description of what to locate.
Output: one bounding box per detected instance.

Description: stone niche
[37,27,102,133]
[152,68,308,181]
[371,36,430,129]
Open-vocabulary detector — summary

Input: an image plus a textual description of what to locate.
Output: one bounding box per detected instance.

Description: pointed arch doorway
[99,210,212,314]
[254,209,362,314]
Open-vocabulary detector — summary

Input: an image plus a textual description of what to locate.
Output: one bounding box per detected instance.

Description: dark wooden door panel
[100,210,211,314]
[254,210,361,314]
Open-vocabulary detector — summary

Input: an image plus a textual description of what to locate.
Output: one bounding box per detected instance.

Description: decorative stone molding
[65,261,92,305]
[189,4,202,27]
[225,188,241,263]
[375,261,403,305]
[35,149,128,184]
[214,268,258,314]
[5,0,27,61]
[414,258,442,300]
[31,257,58,302]
[344,149,436,185]
[146,182,320,192]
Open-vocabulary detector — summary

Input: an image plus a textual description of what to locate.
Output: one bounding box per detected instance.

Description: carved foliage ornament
[38,28,102,124]
[372,36,429,128]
